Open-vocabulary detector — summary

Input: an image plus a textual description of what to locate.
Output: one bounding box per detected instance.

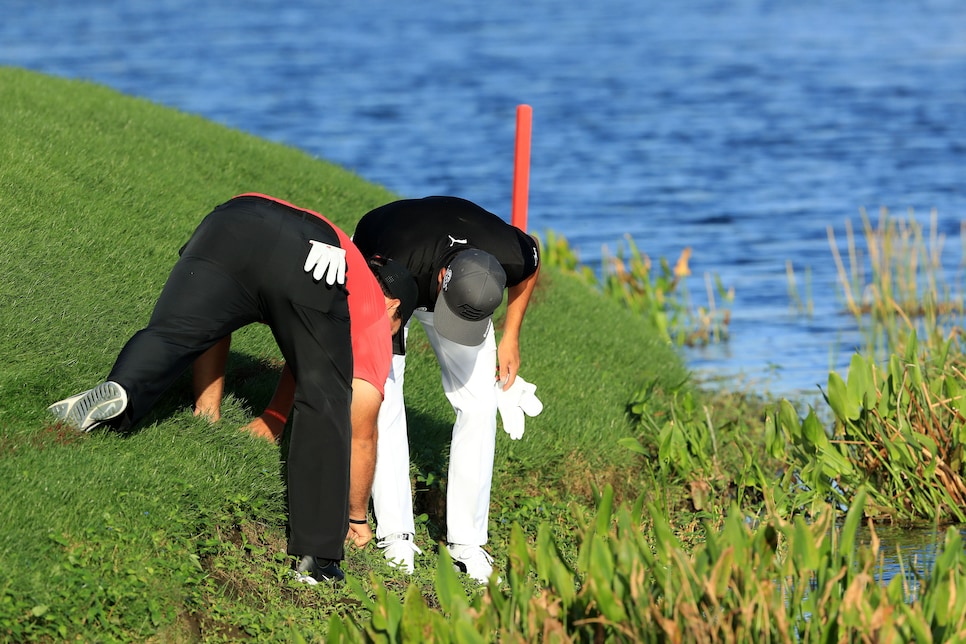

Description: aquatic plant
[536,230,734,347]
[623,376,771,522]
[335,487,966,642]
[829,207,964,357]
[768,333,966,525]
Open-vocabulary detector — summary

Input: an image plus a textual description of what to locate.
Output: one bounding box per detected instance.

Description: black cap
[369,256,418,326]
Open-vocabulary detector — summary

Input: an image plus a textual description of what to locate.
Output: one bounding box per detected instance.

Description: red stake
[511,104,532,232]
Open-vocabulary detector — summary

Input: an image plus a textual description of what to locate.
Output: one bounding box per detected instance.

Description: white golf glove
[304,240,347,286]
[495,375,543,440]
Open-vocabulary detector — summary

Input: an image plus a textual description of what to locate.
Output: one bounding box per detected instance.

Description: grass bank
[0,67,695,640]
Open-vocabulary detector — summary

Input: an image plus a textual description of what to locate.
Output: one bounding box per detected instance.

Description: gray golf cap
[434,249,507,346]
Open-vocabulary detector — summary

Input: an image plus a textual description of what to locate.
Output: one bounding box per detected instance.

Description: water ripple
[2,0,964,397]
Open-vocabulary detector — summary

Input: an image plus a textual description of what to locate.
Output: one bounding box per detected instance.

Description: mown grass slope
[0,66,689,641]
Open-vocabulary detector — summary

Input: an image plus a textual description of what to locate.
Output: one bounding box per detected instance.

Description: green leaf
[595,484,614,536]
[765,414,785,459]
[908,361,923,388]
[932,572,952,625]
[535,524,553,582]
[898,603,931,643]
[345,574,375,612]
[293,622,312,644]
[887,354,906,408]
[508,522,530,580]
[792,516,819,571]
[917,432,938,458]
[368,580,403,637]
[827,371,857,421]
[720,513,748,563]
[535,522,577,605]
[658,422,674,467]
[710,545,736,598]
[453,619,487,644]
[802,410,829,449]
[589,535,625,623]
[846,353,873,414]
[549,557,577,607]
[778,400,801,438]
[819,443,854,477]
[631,490,646,525]
[946,377,966,421]
[903,329,919,363]
[647,504,677,564]
[617,436,648,455]
[435,548,468,615]
[839,488,867,565]
[401,584,441,643]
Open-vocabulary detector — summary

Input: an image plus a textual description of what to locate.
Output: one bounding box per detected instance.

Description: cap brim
[392,328,406,355]
[434,288,491,346]
[371,257,418,327]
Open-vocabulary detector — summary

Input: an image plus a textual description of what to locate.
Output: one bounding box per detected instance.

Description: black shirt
[353,196,540,311]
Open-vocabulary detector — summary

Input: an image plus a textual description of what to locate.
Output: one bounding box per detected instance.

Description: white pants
[371,309,498,546]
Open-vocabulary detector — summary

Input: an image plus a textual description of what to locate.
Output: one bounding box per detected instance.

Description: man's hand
[497,336,521,390]
[346,521,373,548]
[304,240,347,285]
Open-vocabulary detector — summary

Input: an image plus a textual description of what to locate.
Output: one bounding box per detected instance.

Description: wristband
[263,408,287,424]
[348,517,369,525]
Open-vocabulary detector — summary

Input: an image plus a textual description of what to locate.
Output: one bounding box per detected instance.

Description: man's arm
[193,336,232,421]
[346,378,381,548]
[243,364,295,443]
[497,263,539,390]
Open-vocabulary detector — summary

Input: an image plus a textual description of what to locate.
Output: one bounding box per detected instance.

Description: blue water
[2,0,965,400]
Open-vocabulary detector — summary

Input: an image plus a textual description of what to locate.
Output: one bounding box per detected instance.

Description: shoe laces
[448,544,493,564]
[377,533,422,554]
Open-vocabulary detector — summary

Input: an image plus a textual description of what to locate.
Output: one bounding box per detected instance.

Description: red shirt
[237,193,391,396]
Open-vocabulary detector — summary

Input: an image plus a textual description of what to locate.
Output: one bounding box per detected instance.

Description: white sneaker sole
[48,381,127,432]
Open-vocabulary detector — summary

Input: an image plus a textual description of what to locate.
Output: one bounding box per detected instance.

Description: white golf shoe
[447,544,499,584]
[376,533,421,574]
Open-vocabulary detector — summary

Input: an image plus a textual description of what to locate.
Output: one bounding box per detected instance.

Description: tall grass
[536,230,734,347]
[826,207,964,357]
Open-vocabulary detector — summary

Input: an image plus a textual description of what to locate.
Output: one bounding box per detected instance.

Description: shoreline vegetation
[3,67,966,642]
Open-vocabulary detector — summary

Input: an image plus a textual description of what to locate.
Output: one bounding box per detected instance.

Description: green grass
[0,66,694,641]
[5,64,965,644]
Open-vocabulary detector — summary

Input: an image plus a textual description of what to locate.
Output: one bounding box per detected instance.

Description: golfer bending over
[190,203,418,552]
[48,193,415,585]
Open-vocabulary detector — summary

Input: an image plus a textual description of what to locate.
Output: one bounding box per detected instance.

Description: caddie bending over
[352,195,542,583]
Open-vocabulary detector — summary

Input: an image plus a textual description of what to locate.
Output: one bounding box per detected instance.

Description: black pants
[108,196,353,560]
